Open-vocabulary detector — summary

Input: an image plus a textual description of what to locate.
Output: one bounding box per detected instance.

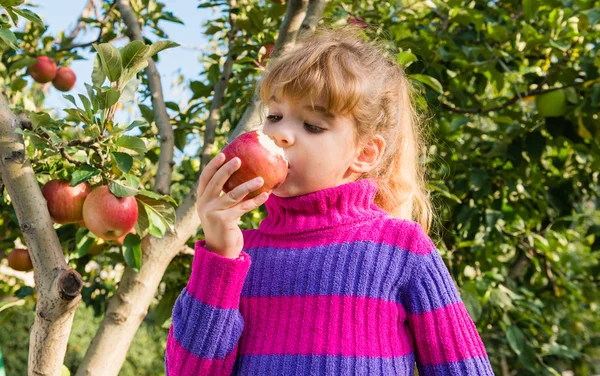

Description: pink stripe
[408,302,488,365]
[244,219,433,255]
[166,327,238,376]
[186,243,251,309]
[237,295,413,357]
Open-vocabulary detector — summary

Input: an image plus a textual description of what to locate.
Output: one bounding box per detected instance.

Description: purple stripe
[418,356,494,376]
[172,287,244,359]
[242,241,459,313]
[401,250,462,314]
[233,353,415,375]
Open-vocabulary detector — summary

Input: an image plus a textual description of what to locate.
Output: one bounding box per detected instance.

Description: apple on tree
[347,16,368,29]
[52,66,76,92]
[535,89,567,118]
[7,248,33,272]
[82,185,138,241]
[42,180,91,224]
[28,56,57,84]
[221,130,288,199]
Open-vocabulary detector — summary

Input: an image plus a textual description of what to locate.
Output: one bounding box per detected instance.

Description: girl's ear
[348,135,386,174]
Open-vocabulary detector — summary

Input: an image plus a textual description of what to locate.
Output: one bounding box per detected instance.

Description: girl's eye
[266,114,324,134]
[304,123,325,134]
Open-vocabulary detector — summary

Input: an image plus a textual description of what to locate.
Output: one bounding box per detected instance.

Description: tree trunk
[0,96,83,376]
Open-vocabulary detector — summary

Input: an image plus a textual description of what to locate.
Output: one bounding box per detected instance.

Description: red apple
[28,56,57,84]
[42,180,91,224]
[258,43,275,67]
[221,130,288,199]
[348,16,368,29]
[82,185,138,241]
[7,248,33,272]
[52,66,76,92]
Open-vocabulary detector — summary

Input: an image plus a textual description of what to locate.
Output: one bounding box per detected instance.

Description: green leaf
[174,128,187,151]
[134,199,149,237]
[506,325,526,355]
[397,51,417,68]
[93,43,123,82]
[138,189,177,205]
[119,76,139,104]
[138,104,154,123]
[410,74,444,94]
[71,166,101,186]
[111,151,133,173]
[123,233,142,272]
[136,195,176,234]
[97,88,120,109]
[0,27,19,50]
[522,0,538,21]
[126,120,147,132]
[91,55,107,86]
[115,135,146,155]
[11,7,44,27]
[153,291,178,326]
[74,232,95,259]
[120,40,148,70]
[119,40,179,86]
[109,180,139,197]
[63,94,77,107]
[461,290,482,322]
[79,94,93,118]
[124,174,141,189]
[8,56,37,73]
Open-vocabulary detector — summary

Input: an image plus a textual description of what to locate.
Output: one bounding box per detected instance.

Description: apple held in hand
[52,66,76,92]
[28,56,57,83]
[82,185,138,241]
[7,248,33,272]
[42,180,91,224]
[221,130,288,199]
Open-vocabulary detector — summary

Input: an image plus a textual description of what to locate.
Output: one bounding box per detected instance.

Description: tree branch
[300,0,329,34]
[229,0,315,141]
[274,0,309,55]
[200,0,239,170]
[58,1,118,52]
[116,0,174,195]
[0,95,83,375]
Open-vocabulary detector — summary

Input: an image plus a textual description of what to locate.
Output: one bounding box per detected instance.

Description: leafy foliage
[0,0,599,375]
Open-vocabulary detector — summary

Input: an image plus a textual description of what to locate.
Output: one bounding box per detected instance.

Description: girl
[166,26,494,376]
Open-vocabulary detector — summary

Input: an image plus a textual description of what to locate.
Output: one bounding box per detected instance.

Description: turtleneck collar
[259,178,388,236]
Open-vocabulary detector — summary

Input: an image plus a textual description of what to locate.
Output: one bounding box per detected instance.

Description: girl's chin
[271,179,298,198]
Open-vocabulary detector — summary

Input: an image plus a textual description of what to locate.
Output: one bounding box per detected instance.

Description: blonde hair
[259,26,433,234]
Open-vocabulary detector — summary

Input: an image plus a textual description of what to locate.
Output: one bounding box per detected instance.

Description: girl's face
[262,94,385,198]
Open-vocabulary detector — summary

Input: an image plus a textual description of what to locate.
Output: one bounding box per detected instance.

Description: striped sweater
[166,179,494,375]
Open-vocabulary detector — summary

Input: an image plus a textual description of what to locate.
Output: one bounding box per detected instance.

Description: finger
[197,153,226,196]
[224,192,270,220]
[218,177,264,208]
[205,156,241,198]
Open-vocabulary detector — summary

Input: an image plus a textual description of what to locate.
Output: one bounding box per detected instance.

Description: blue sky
[31,0,214,159]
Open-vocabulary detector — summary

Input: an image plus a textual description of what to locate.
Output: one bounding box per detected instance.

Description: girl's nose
[265,124,294,148]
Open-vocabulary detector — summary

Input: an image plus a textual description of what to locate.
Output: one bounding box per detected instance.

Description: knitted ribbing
[166,179,494,375]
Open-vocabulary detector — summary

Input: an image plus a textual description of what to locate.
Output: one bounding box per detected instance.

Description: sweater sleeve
[165,240,251,376]
[401,225,495,376]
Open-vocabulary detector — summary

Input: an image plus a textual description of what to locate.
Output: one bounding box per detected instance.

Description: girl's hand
[196,153,269,258]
